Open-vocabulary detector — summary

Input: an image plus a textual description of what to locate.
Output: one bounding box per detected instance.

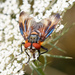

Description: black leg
[40,46,48,54]
[33,53,35,58]
[37,50,40,61]
[16,42,25,56]
[21,42,25,54]
[25,49,30,63]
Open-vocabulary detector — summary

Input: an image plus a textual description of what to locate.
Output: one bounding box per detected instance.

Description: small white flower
[68,0,75,5]
[56,24,64,32]
[20,0,31,12]
[19,70,24,75]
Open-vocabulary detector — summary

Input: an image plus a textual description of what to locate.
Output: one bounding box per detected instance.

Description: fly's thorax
[28,34,39,43]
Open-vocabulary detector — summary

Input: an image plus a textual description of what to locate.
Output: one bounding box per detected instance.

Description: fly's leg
[33,53,35,58]
[40,46,48,55]
[20,42,25,54]
[37,50,41,62]
[16,42,25,56]
[25,49,30,63]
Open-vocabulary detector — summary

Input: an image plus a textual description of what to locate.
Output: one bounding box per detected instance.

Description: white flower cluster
[32,0,75,21]
[20,0,31,12]
[0,13,24,74]
[0,0,75,75]
[0,0,19,15]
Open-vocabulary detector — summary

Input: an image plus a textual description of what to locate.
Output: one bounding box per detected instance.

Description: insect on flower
[19,11,60,63]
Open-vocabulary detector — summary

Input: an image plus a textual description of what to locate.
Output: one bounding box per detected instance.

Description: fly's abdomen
[24,42,41,50]
[33,43,41,49]
[24,43,31,48]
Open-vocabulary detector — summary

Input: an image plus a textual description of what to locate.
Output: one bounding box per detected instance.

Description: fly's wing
[37,13,60,41]
[19,11,36,40]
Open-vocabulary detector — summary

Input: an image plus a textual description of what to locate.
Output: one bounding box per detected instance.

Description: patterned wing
[36,13,60,41]
[19,11,36,40]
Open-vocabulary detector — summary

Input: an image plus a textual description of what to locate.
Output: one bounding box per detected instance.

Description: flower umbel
[0,0,75,75]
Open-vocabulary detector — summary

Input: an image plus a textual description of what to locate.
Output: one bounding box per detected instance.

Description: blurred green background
[46,4,75,75]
